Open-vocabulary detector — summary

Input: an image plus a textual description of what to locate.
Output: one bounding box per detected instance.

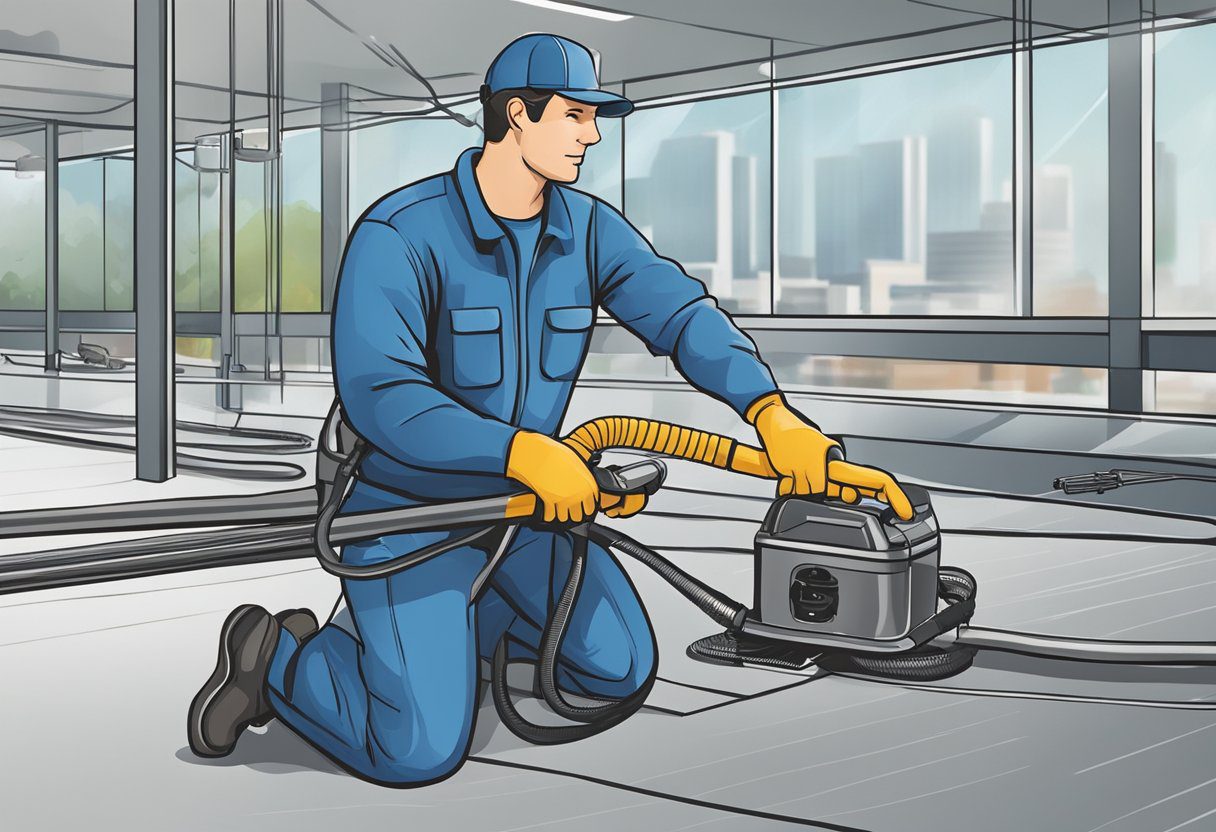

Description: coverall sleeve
[332,219,520,475]
[592,199,781,420]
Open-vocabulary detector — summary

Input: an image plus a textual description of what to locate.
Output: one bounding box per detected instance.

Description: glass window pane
[1154,371,1216,415]
[350,105,481,226]
[579,113,621,208]
[104,159,134,311]
[776,55,1013,315]
[624,92,771,315]
[1032,40,1109,316]
[0,169,46,310]
[59,159,104,311]
[175,158,201,311]
[234,158,268,313]
[766,353,1106,408]
[580,352,668,381]
[198,167,220,312]
[1155,23,1216,316]
[282,128,320,312]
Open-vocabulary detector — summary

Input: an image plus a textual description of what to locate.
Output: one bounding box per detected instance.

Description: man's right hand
[506,430,600,523]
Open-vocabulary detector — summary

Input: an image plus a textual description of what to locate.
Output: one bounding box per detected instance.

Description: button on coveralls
[265,147,780,786]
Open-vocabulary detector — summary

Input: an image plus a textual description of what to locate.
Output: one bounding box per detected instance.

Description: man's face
[512,93,601,183]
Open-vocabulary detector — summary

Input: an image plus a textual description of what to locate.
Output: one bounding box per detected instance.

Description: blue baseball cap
[485,34,633,118]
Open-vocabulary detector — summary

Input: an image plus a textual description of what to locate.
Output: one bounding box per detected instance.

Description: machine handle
[591,458,667,497]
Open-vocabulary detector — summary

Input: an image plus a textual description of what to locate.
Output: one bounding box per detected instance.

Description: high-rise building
[927,111,993,233]
[623,175,652,239]
[732,154,758,280]
[813,137,927,313]
[1033,165,1077,292]
[920,216,1014,314]
[778,87,858,279]
[649,131,736,298]
[1156,142,1178,267]
[813,153,861,280]
[1034,165,1073,232]
[860,137,927,264]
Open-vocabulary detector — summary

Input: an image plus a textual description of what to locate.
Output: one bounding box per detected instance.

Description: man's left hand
[748,393,913,520]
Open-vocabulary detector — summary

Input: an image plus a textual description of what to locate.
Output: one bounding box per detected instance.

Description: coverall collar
[453,146,576,255]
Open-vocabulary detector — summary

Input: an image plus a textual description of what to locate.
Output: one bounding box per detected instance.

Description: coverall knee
[265,485,656,787]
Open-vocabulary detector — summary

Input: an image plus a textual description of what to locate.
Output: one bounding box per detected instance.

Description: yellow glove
[599,491,648,519]
[506,430,600,523]
[746,392,913,520]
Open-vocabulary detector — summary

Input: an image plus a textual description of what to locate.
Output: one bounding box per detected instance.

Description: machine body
[747,485,940,649]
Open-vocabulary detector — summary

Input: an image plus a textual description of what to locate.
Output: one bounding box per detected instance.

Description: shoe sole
[187,604,277,758]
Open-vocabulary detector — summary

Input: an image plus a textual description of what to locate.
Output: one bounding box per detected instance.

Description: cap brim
[554,89,634,118]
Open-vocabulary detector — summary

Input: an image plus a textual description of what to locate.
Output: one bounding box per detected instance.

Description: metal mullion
[44,120,59,371]
[768,38,776,317]
[1013,0,1034,317]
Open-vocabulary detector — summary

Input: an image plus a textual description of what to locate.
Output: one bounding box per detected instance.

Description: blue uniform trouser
[264,482,657,786]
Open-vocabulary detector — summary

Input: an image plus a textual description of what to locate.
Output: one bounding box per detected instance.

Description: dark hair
[480,85,555,142]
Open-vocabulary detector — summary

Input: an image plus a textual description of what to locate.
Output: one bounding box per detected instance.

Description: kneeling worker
[187,33,912,786]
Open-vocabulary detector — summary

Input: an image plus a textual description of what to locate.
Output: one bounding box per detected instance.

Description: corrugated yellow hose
[502,416,886,520]
[560,416,779,477]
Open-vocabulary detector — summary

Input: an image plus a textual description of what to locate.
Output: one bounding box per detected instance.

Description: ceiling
[0,0,1213,162]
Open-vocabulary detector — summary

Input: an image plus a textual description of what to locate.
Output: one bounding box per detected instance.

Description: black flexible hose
[491,636,643,745]
[490,530,657,745]
[534,533,655,723]
[586,524,748,631]
[311,437,503,579]
[491,521,745,743]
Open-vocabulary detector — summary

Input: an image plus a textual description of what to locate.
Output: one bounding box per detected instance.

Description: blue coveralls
[265,146,780,786]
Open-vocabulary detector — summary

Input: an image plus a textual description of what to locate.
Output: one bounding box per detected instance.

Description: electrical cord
[0,404,312,480]
[1054,468,1216,495]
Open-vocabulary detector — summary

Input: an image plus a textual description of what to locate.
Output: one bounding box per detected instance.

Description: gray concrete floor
[4,380,1216,831]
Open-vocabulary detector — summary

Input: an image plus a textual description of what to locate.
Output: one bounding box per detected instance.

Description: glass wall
[1155,23,1216,317]
[234,156,268,313]
[624,92,770,314]
[776,55,1014,316]
[1032,39,1109,316]
[580,112,622,209]
[765,355,1106,408]
[234,128,321,313]
[175,157,208,311]
[578,350,1107,408]
[58,156,134,312]
[0,169,45,310]
[281,128,320,312]
[59,159,104,310]
[1155,371,1216,416]
[349,107,482,225]
[103,159,134,311]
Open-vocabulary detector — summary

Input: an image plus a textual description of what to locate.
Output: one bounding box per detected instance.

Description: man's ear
[507,97,527,133]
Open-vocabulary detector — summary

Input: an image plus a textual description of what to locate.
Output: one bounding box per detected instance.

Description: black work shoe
[275,608,319,644]
[187,604,281,758]
[246,608,321,728]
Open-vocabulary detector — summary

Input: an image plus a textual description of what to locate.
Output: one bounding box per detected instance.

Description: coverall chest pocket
[449,306,503,388]
[540,306,593,381]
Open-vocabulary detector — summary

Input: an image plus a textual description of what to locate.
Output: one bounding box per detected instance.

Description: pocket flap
[545,306,594,332]
[450,306,501,333]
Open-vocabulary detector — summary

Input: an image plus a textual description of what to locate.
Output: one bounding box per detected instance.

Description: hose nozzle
[1053,471,1124,494]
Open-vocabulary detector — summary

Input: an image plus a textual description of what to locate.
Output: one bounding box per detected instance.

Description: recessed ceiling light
[508,0,633,23]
